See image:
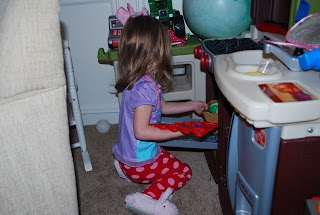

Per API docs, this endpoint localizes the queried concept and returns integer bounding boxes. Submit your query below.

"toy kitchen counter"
[215,49,320,129]
[202,38,320,215]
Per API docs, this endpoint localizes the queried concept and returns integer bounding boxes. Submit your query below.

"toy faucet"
[262,40,302,72]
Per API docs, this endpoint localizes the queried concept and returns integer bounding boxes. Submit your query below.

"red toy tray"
[150,121,219,137]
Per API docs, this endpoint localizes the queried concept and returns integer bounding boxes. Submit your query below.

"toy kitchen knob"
[194,46,204,59]
[201,55,211,68]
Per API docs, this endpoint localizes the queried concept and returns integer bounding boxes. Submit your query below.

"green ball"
[209,102,218,114]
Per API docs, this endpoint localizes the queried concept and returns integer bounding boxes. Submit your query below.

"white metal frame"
[63,40,93,172]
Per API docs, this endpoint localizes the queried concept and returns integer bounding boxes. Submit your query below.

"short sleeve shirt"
[113,76,162,167]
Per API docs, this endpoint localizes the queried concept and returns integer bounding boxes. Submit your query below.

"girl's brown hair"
[115,15,173,93]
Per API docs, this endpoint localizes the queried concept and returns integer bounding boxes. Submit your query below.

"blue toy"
[298,49,320,71]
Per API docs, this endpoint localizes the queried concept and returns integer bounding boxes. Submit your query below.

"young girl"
[113,15,208,215]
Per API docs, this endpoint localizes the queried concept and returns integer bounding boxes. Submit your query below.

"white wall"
[60,0,186,125]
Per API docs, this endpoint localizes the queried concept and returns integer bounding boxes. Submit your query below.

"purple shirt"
[113,76,162,167]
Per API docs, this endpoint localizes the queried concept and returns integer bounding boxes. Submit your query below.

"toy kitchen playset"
[194,14,320,215]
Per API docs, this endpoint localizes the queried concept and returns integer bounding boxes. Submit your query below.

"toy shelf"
[98,35,202,62]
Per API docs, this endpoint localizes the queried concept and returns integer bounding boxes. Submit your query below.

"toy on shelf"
[108,3,148,49]
[108,16,124,49]
[148,0,187,46]
[107,1,187,49]
[150,121,219,137]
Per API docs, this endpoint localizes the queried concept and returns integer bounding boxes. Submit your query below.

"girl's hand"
[162,99,209,115]
[193,101,209,115]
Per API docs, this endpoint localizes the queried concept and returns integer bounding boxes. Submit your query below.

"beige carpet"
[70,124,222,215]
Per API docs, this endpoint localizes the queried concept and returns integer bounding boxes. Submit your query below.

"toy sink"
[214,49,320,131]
[225,50,282,81]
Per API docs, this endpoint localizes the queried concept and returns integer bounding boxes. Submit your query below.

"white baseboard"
[82,111,119,125]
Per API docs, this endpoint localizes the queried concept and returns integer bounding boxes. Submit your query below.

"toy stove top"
[204,38,262,55]
[196,38,262,73]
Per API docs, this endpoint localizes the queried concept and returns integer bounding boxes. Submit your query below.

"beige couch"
[0,0,78,214]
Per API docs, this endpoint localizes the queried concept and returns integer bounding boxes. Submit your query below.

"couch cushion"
[0,0,65,98]
[0,86,78,214]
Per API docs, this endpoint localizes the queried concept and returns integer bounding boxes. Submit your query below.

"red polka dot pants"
[119,148,192,200]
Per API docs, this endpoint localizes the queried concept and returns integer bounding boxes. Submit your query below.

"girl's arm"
[133,104,184,141]
[162,99,208,115]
